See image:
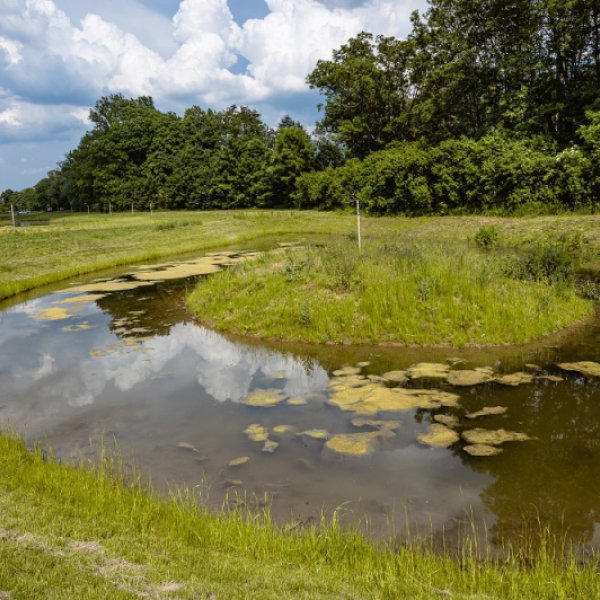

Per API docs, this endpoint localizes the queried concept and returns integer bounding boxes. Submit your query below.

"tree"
[307,32,415,158]
[269,126,315,206]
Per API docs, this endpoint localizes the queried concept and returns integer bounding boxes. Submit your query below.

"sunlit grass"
[187,238,592,346]
[1,430,599,599]
[3,211,600,305]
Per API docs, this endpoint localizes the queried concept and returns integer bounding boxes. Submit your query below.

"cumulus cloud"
[0,98,89,143]
[0,0,428,188]
[1,0,424,109]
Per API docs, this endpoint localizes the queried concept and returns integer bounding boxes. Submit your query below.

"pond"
[1,244,600,550]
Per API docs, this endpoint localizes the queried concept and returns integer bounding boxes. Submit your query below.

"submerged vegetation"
[187,235,592,346]
[2,430,600,599]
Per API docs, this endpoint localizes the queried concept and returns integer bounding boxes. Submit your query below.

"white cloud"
[33,353,56,381]
[0,0,429,188]
[0,36,22,65]
[0,105,21,126]
[1,0,424,109]
[0,99,88,143]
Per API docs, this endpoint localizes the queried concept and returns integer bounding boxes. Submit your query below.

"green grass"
[187,237,592,346]
[3,211,600,305]
[1,430,599,599]
[0,210,349,302]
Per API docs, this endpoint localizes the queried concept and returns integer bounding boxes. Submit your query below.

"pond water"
[1,245,600,550]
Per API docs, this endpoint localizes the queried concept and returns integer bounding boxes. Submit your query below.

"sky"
[0,0,428,191]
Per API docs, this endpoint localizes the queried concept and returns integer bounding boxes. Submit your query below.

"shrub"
[474,225,499,247]
[502,235,582,283]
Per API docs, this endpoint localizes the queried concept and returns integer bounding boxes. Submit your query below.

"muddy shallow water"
[1,246,600,549]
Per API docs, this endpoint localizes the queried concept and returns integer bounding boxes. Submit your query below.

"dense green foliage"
[2,0,600,215]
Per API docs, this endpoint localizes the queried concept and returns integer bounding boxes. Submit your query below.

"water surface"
[1,249,600,549]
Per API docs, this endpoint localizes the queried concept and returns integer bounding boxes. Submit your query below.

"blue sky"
[0,0,427,191]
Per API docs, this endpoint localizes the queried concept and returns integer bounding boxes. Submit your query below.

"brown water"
[1,249,600,550]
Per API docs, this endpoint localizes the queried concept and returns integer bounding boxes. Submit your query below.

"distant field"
[2,212,600,346]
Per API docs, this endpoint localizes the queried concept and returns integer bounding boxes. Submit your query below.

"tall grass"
[1,430,599,598]
[187,238,592,346]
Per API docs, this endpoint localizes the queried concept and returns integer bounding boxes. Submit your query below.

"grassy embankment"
[187,218,599,346]
[0,210,348,302]
[1,431,599,599]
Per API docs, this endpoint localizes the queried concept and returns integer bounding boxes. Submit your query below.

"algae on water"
[557,361,600,378]
[406,363,450,380]
[495,372,535,386]
[418,424,460,448]
[242,389,287,407]
[462,428,531,445]
[324,432,380,457]
[463,444,503,457]
[466,406,508,419]
[447,369,495,386]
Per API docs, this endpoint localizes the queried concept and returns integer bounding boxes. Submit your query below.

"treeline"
[3,0,600,215]
[1,97,328,213]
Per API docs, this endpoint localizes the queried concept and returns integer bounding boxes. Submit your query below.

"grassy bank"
[0,210,350,302]
[1,431,598,599]
[3,211,600,305]
[187,235,593,346]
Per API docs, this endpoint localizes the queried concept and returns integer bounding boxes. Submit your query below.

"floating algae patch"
[229,456,250,467]
[132,261,222,281]
[462,428,531,445]
[447,369,495,387]
[537,375,564,382]
[495,372,535,386]
[327,375,369,389]
[382,370,408,384]
[273,425,296,434]
[91,349,116,357]
[463,444,503,457]
[31,306,84,321]
[434,415,460,428]
[466,406,508,419]
[332,366,362,377]
[406,363,450,380]
[61,321,95,332]
[327,383,460,415]
[351,418,400,438]
[262,440,279,453]
[64,280,158,293]
[323,432,380,457]
[297,429,329,440]
[242,389,287,407]
[177,442,200,453]
[351,418,401,432]
[286,397,308,406]
[418,424,460,448]
[271,425,297,441]
[557,361,600,378]
[53,294,106,304]
[244,424,269,443]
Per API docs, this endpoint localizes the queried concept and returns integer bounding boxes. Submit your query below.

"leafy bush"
[474,226,499,247]
[502,235,585,283]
